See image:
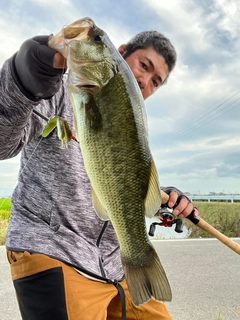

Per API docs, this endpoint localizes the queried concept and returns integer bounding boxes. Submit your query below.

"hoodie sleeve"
[0,58,43,160]
[0,34,67,160]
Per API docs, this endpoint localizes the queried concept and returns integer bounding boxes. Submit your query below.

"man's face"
[118,46,169,100]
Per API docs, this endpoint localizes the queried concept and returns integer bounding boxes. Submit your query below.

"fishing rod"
[32,111,240,255]
[157,190,240,255]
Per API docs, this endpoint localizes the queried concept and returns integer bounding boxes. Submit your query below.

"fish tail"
[122,248,172,306]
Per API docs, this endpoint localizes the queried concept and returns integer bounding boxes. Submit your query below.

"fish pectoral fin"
[144,158,162,218]
[91,186,109,221]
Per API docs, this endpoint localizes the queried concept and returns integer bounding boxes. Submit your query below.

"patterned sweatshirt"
[0,58,124,281]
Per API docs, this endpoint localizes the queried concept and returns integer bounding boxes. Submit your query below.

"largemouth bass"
[48,17,172,306]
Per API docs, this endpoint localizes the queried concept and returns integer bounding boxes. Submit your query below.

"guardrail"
[188,195,240,203]
[1,191,240,203]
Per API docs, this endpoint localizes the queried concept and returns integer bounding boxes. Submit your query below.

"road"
[157,239,240,320]
[1,239,240,320]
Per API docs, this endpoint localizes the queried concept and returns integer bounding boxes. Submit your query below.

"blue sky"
[1,0,240,196]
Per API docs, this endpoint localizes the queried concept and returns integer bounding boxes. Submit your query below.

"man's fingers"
[165,190,198,219]
[32,35,50,46]
[167,191,178,208]
[173,197,194,218]
[53,52,67,69]
[32,35,67,69]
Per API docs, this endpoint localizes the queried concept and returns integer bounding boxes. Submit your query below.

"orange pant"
[7,251,172,320]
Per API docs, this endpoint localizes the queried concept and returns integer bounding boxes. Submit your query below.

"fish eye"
[94,35,102,42]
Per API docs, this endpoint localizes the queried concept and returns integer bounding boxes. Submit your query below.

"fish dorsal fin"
[91,186,110,221]
[144,158,162,218]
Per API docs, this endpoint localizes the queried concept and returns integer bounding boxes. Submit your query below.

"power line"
[153,85,240,147]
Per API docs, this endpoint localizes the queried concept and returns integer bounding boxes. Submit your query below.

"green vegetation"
[184,201,240,238]
[1,199,240,245]
[213,312,221,320]
[0,198,11,245]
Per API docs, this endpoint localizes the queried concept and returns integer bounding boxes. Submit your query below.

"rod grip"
[160,190,240,255]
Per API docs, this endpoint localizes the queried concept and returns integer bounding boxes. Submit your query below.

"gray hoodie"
[0,59,124,281]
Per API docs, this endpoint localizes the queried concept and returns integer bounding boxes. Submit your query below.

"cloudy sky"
[0,0,240,197]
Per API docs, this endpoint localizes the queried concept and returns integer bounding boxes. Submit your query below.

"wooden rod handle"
[160,190,240,255]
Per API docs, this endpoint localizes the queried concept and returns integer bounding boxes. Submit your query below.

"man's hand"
[161,186,199,219]
[11,35,67,101]
[48,35,67,69]
[52,51,67,69]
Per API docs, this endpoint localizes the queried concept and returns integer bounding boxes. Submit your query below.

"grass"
[184,201,240,238]
[1,199,240,245]
[0,198,11,245]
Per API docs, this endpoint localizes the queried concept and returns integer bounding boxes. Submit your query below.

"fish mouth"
[69,72,100,90]
[71,58,102,65]
[77,84,98,89]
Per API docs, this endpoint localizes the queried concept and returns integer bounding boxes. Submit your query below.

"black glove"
[10,35,66,101]
[161,186,191,208]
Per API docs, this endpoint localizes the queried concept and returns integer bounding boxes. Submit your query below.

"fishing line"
[153,102,240,168]
[165,100,239,149]
[155,1,240,148]
[50,24,70,122]
[18,136,44,177]
[157,95,240,148]
[1,34,68,208]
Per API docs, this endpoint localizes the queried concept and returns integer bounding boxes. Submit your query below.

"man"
[0,26,197,320]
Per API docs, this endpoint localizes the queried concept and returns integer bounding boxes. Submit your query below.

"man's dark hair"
[123,30,177,84]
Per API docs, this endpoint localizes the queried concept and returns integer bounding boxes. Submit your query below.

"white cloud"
[214,0,239,39]
[1,0,240,195]
[32,0,72,5]
[139,0,212,52]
